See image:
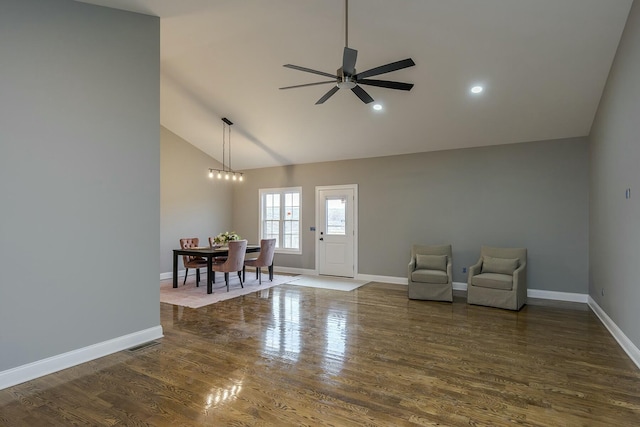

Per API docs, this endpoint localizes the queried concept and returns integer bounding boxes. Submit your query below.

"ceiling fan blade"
[315,86,340,104]
[343,47,358,76]
[355,58,416,80]
[280,81,336,90]
[351,85,374,104]
[358,79,414,91]
[283,64,336,79]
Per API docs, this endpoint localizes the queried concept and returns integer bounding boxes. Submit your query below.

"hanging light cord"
[222,121,226,172]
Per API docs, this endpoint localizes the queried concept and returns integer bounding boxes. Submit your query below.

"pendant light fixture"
[208,117,244,182]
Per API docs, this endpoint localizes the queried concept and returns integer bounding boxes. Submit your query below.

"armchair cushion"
[481,256,519,275]
[471,273,513,290]
[416,254,447,271]
[411,269,449,284]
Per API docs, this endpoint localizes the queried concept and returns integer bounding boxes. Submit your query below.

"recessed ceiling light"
[372,103,383,111]
[471,86,484,94]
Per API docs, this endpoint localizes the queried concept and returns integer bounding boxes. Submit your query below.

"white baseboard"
[453,281,467,291]
[161,269,213,281]
[160,270,177,280]
[0,325,163,391]
[527,289,588,303]
[356,273,408,285]
[588,297,640,370]
[273,266,317,276]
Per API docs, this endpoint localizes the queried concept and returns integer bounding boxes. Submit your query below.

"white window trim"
[259,186,302,255]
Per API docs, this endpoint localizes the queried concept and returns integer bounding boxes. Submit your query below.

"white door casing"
[316,185,357,277]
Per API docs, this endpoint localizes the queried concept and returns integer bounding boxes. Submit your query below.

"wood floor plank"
[1,281,639,425]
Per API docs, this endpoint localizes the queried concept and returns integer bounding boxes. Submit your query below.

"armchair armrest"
[467,258,483,286]
[512,262,527,290]
[408,257,416,279]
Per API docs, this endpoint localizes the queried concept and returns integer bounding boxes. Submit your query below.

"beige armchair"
[408,244,453,302]
[467,246,527,311]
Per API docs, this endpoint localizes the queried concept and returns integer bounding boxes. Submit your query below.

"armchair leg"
[242,266,246,282]
[196,269,200,287]
[224,272,229,292]
[238,271,244,288]
[183,268,188,285]
[258,268,262,284]
[269,264,274,281]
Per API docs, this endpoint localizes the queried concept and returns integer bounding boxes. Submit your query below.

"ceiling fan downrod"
[345,0,349,48]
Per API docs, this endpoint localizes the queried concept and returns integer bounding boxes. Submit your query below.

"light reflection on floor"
[324,309,347,375]
[204,382,243,410]
[263,288,301,361]
[260,287,351,376]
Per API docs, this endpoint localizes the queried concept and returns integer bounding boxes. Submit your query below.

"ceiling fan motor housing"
[337,67,357,89]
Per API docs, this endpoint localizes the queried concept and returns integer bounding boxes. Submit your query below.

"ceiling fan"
[279,0,416,105]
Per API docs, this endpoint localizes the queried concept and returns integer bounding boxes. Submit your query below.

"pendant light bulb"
[239,174,244,182]
[232,173,237,181]
[209,169,214,178]
[217,171,222,179]
[225,172,230,180]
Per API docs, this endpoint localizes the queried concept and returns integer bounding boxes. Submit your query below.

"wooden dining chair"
[212,240,247,292]
[243,238,276,284]
[179,238,208,287]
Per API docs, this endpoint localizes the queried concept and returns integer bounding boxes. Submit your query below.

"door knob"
[319,237,324,241]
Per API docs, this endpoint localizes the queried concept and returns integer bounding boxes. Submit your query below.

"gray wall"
[0,0,159,371]
[160,127,233,274]
[589,0,640,347]
[233,138,589,293]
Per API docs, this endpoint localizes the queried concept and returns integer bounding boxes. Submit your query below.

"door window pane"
[326,197,346,235]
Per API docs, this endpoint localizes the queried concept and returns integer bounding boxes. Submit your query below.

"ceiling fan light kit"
[280,0,415,105]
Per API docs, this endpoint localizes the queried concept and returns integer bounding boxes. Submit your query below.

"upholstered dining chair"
[408,244,453,302]
[179,238,208,287]
[243,238,276,284]
[212,239,247,292]
[207,236,229,283]
[208,236,229,252]
[467,246,527,311]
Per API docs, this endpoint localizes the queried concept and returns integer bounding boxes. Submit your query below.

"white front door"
[316,185,357,277]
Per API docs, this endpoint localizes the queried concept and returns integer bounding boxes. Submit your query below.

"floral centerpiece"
[213,231,241,246]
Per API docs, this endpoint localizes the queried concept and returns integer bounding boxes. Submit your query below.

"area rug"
[160,274,296,309]
[285,275,369,291]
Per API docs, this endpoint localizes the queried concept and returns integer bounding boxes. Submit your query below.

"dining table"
[173,244,261,294]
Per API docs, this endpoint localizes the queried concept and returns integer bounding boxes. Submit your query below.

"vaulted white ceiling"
[77,0,632,170]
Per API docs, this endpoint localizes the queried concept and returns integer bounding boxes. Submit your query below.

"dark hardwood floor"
[1,281,639,426]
